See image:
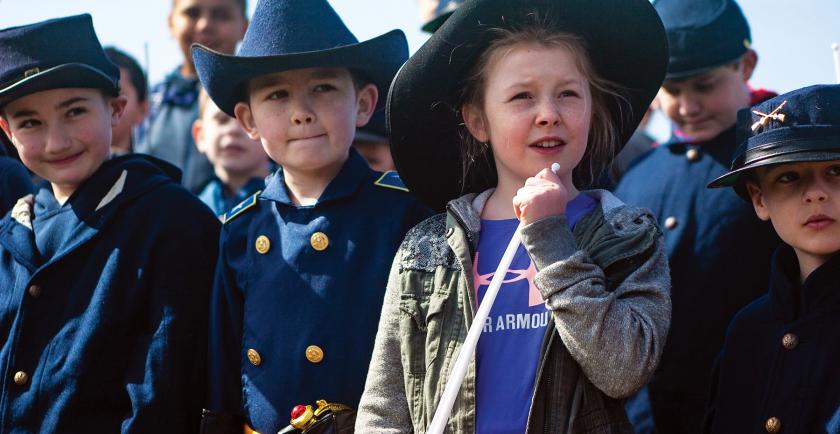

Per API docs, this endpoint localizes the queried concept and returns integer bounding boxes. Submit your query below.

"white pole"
[426,162,561,434]
[832,43,840,84]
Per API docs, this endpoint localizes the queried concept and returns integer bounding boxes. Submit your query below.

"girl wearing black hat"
[357,0,672,432]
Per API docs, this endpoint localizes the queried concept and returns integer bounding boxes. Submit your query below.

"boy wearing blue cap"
[705,84,840,434]
[0,14,220,432]
[192,0,431,432]
[614,0,780,432]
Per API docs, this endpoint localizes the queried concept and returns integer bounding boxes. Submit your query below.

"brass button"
[13,371,28,386]
[782,333,798,350]
[28,284,41,298]
[310,232,329,251]
[765,416,781,433]
[255,235,271,254]
[246,349,262,366]
[305,345,324,363]
[686,148,701,161]
[664,216,678,230]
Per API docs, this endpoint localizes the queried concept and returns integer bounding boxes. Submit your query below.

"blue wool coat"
[206,150,432,434]
[706,246,840,434]
[614,126,780,433]
[0,154,219,433]
[0,157,33,216]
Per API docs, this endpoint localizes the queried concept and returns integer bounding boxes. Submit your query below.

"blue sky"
[2,0,839,138]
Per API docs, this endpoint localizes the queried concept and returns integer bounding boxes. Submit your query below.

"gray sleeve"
[520,215,671,399]
[355,256,414,433]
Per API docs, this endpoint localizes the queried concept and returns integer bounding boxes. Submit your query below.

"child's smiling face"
[234,67,377,178]
[748,160,840,274]
[463,42,592,191]
[0,88,125,202]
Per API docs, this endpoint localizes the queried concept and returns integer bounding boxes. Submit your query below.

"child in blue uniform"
[136,0,248,192]
[613,0,781,431]
[193,90,269,216]
[0,15,220,433]
[705,84,840,434]
[356,0,672,432]
[192,0,431,432]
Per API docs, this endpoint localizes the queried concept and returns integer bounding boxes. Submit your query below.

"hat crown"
[654,0,751,78]
[736,85,840,153]
[239,0,359,58]
[0,14,116,87]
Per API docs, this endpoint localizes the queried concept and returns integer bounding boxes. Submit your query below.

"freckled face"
[234,67,377,176]
[464,43,592,191]
[749,160,840,265]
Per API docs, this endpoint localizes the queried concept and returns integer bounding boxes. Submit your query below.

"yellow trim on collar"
[222,190,261,224]
[374,171,409,192]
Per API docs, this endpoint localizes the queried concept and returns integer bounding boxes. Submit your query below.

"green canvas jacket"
[356,189,671,433]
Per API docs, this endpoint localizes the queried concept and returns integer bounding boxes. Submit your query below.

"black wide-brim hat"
[389,0,668,211]
[0,14,119,108]
[192,0,408,118]
[708,84,840,200]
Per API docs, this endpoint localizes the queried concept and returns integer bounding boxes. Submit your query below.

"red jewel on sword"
[426,162,562,434]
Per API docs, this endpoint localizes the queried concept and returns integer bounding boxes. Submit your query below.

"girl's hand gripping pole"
[426,162,561,434]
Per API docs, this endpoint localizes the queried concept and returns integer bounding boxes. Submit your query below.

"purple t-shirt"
[474,192,597,434]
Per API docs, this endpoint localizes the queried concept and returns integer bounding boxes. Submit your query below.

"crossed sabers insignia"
[751,100,788,132]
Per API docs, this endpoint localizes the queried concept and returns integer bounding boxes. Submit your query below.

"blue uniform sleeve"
[120,198,220,433]
[202,225,246,432]
[0,157,34,215]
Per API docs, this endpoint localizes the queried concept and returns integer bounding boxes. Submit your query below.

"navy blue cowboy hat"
[389,0,668,211]
[0,14,119,108]
[708,84,840,199]
[192,0,409,118]
[655,0,752,80]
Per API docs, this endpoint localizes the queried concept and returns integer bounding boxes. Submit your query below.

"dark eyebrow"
[9,109,38,119]
[56,97,88,109]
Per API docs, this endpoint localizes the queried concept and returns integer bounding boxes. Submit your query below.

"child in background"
[136,0,248,192]
[0,15,219,432]
[356,0,672,432]
[613,0,781,431]
[104,46,148,155]
[192,0,432,432]
[193,90,268,216]
[706,84,840,434]
[352,110,395,172]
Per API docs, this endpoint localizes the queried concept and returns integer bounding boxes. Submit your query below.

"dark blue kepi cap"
[708,84,840,199]
[0,14,119,108]
[655,0,751,79]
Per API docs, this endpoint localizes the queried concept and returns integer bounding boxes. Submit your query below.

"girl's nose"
[535,101,561,127]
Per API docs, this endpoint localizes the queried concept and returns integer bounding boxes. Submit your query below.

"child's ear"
[462,103,490,143]
[746,181,771,221]
[0,117,11,141]
[191,119,205,153]
[739,49,758,82]
[234,102,261,141]
[109,95,128,127]
[354,84,378,127]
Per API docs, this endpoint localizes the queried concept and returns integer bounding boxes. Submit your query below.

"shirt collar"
[261,148,370,207]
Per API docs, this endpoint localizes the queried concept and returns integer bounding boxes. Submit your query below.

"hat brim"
[665,52,747,81]
[192,30,408,117]
[388,0,668,211]
[0,63,118,108]
[708,148,840,200]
